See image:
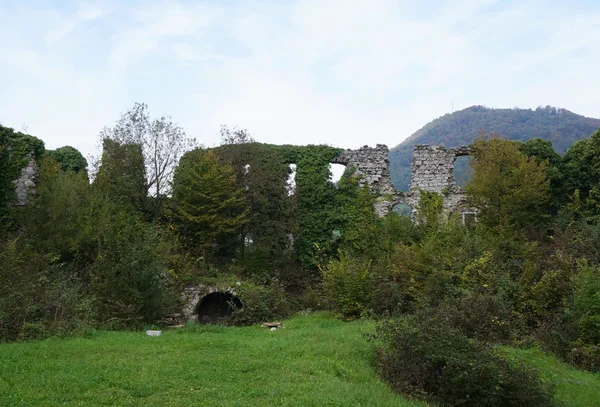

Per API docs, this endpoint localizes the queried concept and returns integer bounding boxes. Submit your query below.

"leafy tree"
[517,138,565,215]
[214,142,296,263]
[20,157,92,262]
[99,102,196,198]
[94,139,147,213]
[467,137,551,232]
[170,149,249,262]
[562,127,600,222]
[46,146,88,174]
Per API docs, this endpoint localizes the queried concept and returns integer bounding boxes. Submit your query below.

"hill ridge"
[389,105,600,190]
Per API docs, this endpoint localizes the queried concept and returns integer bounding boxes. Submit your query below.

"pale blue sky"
[1,0,598,158]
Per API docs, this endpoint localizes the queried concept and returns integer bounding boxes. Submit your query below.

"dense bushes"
[374,318,556,407]
[321,252,373,319]
[230,281,291,325]
[0,240,91,341]
[536,260,600,371]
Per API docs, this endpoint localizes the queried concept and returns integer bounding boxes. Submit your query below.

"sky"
[1,0,599,160]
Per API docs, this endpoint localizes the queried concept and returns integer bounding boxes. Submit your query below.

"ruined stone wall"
[404,145,472,217]
[332,144,401,216]
[12,156,38,206]
[409,145,458,192]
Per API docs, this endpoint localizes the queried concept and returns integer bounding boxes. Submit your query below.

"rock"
[146,330,162,336]
[261,322,283,328]
[270,327,277,331]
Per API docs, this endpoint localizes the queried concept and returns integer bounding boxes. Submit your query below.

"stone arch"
[195,291,242,323]
[181,285,241,323]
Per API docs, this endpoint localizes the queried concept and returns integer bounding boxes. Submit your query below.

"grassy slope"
[0,313,424,407]
[501,347,600,407]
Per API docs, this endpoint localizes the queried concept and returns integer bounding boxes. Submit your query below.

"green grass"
[501,346,600,407]
[2,313,599,406]
[0,313,425,407]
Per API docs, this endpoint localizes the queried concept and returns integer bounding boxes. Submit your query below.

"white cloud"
[0,0,598,159]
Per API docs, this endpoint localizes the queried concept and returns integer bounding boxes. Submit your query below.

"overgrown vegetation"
[2,107,600,405]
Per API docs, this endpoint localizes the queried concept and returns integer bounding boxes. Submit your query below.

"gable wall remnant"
[331,144,401,216]
[403,145,473,217]
[12,156,38,206]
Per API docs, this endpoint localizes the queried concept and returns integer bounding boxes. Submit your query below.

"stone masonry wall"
[331,144,401,216]
[404,145,472,217]
[13,156,38,206]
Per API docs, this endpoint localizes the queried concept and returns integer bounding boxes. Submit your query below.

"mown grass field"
[0,312,598,406]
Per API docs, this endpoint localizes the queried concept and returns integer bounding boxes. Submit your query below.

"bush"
[570,260,600,345]
[417,293,519,343]
[90,211,176,327]
[374,318,556,407]
[538,259,600,372]
[321,251,373,319]
[0,240,92,341]
[230,281,290,325]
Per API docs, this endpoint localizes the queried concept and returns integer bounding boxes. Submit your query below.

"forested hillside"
[390,106,600,190]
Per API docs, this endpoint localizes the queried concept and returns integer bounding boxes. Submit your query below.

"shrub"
[321,251,373,319]
[417,293,519,343]
[90,211,175,327]
[0,240,92,341]
[570,260,600,345]
[374,318,556,407]
[230,281,290,325]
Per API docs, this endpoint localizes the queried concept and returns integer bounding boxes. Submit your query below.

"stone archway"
[195,291,242,323]
[181,285,242,323]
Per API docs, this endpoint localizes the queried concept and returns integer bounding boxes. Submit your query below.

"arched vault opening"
[194,292,242,324]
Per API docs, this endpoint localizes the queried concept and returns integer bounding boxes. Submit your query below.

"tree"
[47,146,88,174]
[220,125,255,145]
[170,149,249,261]
[517,138,564,213]
[562,127,600,221]
[94,139,147,213]
[99,103,196,198]
[466,137,551,232]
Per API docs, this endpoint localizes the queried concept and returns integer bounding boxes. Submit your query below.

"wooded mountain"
[389,106,600,190]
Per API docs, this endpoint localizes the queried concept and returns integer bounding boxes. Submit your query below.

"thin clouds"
[0,0,598,158]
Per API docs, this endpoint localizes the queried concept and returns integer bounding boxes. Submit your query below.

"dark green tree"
[562,127,600,222]
[47,146,88,174]
[171,149,249,262]
[94,139,147,213]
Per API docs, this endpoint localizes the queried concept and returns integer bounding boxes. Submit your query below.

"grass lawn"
[1,312,599,406]
[0,313,424,407]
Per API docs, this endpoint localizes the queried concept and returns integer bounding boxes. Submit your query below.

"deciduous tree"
[467,137,550,232]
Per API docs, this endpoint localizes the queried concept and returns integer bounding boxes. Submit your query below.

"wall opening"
[194,292,242,324]
[329,163,346,185]
[286,164,297,195]
[393,203,412,217]
[453,156,473,188]
[462,211,476,226]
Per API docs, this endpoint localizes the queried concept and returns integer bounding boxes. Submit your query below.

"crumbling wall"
[12,156,38,206]
[332,144,401,216]
[404,145,472,217]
